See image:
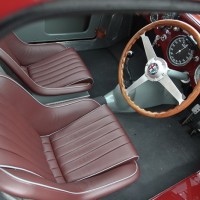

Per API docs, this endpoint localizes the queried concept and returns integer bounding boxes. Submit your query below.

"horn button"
[145,57,168,81]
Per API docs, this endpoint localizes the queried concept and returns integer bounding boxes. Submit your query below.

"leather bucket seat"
[0,33,93,95]
[0,74,139,200]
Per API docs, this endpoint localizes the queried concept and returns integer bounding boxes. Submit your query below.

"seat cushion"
[41,105,138,183]
[0,74,139,200]
[27,48,93,88]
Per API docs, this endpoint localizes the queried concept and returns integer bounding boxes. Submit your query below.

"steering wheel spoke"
[141,34,157,61]
[158,74,185,105]
[119,19,200,118]
[127,74,148,94]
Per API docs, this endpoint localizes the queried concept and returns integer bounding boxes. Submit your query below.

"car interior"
[0,1,200,200]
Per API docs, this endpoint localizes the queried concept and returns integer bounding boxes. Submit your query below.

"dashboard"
[143,13,200,87]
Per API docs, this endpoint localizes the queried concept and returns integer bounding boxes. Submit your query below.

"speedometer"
[167,35,194,67]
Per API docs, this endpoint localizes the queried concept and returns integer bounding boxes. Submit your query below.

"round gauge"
[168,35,194,67]
[194,64,200,84]
[150,13,159,22]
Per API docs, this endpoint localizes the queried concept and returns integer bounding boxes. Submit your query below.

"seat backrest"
[0,33,23,65]
[0,92,55,181]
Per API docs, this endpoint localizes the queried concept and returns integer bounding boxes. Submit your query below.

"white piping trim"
[0,49,92,90]
[66,77,93,86]
[76,156,139,182]
[0,165,42,178]
[0,161,138,195]
[46,94,90,106]
[0,74,100,108]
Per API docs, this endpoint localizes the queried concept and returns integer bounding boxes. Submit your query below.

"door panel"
[15,15,101,42]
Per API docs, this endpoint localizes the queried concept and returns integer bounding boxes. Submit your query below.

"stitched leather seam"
[30,56,80,75]
[0,74,100,108]
[54,121,118,151]
[52,114,113,143]
[28,51,75,69]
[44,105,105,137]
[42,138,66,183]
[64,142,130,175]
[57,127,121,159]
[76,156,138,182]
[36,69,86,86]
[0,161,138,194]
[0,68,91,93]
[60,134,124,167]
[30,60,81,78]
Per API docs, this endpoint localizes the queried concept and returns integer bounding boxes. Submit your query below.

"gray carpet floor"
[80,44,200,200]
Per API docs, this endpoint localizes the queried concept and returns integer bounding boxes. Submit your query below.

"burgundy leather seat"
[0,74,139,200]
[0,33,93,95]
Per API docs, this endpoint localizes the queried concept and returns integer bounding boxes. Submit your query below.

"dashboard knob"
[161,34,167,41]
[194,56,200,62]
[173,27,180,32]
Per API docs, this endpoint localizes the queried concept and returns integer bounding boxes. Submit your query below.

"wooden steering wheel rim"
[118,19,200,118]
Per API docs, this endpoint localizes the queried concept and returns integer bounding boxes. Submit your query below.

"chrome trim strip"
[0,161,138,195]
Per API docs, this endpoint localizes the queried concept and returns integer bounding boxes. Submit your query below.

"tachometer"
[168,35,194,67]
[194,64,200,84]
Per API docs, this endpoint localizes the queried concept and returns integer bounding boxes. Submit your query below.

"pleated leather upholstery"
[28,48,92,88]
[42,105,138,183]
[0,75,139,200]
[0,33,93,95]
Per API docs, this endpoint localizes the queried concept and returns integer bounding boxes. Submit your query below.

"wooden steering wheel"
[118,19,200,118]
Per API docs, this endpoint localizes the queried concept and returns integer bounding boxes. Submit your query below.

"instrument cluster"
[145,13,200,87]
[149,12,178,22]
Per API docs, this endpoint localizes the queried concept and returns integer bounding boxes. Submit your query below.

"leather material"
[0,75,99,135]
[0,160,139,200]
[28,48,93,88]
[0,33,66,66]
[0,96,55,181]
[0,74,139,200]
[0,33,93,95]
[42,105,138,183]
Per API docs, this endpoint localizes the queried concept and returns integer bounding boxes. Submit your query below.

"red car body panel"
[0,0,49,20]
[152,171,200,200]
[0,1,200,199]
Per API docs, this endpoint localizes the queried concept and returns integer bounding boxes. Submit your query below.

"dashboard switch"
[161,34,167,41]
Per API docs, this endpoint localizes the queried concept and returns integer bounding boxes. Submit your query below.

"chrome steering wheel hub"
[145,57,168,81]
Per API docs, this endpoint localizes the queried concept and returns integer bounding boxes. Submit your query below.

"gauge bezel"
[167,35,194,67]
[194,64,200,84]
[150,13,159,22]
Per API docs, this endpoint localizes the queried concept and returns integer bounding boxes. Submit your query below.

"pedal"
[181,104,200,125]
[189,129,200,136]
